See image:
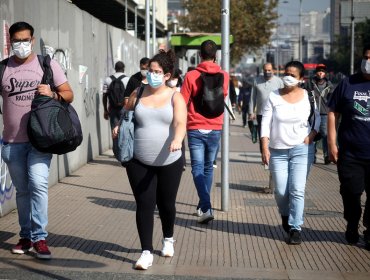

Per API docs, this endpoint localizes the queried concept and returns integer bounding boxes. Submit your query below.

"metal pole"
[145,0,150,57]
[221,0,230,212]
[152,0,156,55]
[299,0,302,61]
[135,7,138,38]
[350,0,355,75]
[125,0,128,30]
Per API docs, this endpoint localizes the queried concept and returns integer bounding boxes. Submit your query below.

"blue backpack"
[113,86,144,166]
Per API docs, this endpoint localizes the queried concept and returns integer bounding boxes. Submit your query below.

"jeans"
[316,114,328,158]
[187,130,221,212]
[337,154,370,231]
[1,142,52,242]
[269,143,314,231]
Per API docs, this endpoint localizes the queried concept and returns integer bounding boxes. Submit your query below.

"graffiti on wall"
[0,140,14,206]
[83,87,98,118]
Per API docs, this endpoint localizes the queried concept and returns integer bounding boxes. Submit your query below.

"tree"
[178,0,278,65]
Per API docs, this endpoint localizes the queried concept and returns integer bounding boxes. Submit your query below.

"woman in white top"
[260,61,320,245]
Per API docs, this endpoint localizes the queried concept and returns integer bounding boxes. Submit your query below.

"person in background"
[123,57,150,105]
[181,40,229,224]
[238,80,252,129]
[0,21,74,259]
[327,44,370,250]
[102,61,130,130]
[305,63,334,164]
[249,63,284,153]
[261,61,319,245]
[113,49,187,270]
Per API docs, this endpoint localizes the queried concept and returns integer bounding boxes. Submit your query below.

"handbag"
[113,86,144,166]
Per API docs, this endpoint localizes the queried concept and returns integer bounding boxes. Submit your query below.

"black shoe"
[345,229,359,244]
[324,156,331,165]
[281,216,290,233]
[288,229,302,245]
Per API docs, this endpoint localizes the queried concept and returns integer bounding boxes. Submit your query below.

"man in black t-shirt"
[327,44,370,250]
[123,57,149,105]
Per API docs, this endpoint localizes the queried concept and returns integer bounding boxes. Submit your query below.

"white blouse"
[261,90,320,149]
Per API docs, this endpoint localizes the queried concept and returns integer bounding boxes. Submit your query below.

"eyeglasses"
[11,38,32,47]
[148,69,163,75]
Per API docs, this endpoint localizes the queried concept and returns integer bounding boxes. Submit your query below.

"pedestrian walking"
[113,49,187,269]
[327,44,370,250]
[102,61,130,130]
[261,61,320,245]
[181,40,229,224]
[0,21,74,259]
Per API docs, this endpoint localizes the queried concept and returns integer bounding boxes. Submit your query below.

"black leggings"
[126,157,183,251]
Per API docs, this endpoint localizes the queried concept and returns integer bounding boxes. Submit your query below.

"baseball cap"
[316,64,326,72]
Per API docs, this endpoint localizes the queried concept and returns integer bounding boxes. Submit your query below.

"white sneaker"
[161,237,175,257]
[198,209,214,224]
[135,250,153,270]
[196,208,203,217]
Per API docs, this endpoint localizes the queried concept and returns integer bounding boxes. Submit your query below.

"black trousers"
[337,154,370,231]
[126,157,183,251]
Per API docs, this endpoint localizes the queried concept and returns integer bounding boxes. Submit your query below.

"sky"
[279,0,331,23]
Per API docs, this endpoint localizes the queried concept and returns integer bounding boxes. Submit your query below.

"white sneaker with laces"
[196,208,203,217]
[161,237,175,257]
[198,209,214,224]
[135,250,153,270]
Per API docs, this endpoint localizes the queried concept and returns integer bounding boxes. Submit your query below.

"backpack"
[108,75,126,108]
[112,86,144,166]
[308,90,322,142]
[194,72,225,118]
[26,55,83,154]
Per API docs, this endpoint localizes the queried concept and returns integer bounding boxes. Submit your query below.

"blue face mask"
[146,72,164,88]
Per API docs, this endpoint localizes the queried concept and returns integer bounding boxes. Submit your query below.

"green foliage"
[179,0,278,64]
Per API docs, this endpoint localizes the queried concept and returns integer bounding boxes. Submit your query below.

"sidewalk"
[0,116,370,280]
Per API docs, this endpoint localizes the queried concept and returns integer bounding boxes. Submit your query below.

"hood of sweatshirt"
[195,61,222,74]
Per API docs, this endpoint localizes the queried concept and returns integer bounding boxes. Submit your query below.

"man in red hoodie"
[181,40,229,224]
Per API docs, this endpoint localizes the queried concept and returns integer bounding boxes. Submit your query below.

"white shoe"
[198,209,214,224]
[161,237,175,257]
[196,208,203,217]
[135,250,153,270]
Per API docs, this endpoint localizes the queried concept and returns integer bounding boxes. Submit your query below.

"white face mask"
[282,75,300,87]
[140,69,148,77]
[12,41,32,59]
[167,79,178,88]
[361,59,370,74]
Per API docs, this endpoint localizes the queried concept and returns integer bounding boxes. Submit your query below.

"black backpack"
[194,72,225,118]
[308,90,322,142]
[25,55,83,154]
[108,75,126,108]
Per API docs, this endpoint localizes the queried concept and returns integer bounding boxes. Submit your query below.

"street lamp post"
[299,0,302,62]
[172,19,178,34]
[152,0,157,55]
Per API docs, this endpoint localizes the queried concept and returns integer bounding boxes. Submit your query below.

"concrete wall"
[0,0,146,216]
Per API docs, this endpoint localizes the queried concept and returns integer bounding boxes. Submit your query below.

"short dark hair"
[363,44,370,55]
[200,40,217,61]
[149,49,176,77]
[139,57,150,66]
[284,61,305,78]
[115,61,125,72]
[9,21,34,38]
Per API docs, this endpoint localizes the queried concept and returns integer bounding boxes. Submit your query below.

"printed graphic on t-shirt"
[353,90,370,120]
[3,69,41,107]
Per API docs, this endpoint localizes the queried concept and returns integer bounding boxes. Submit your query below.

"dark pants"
[337,154,370,232]
[257,114,263,153]
[126,157,183,251]
[109,107,123,130]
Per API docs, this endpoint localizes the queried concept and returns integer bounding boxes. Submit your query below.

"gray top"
[134,93,181,166]
[248,75,284,115]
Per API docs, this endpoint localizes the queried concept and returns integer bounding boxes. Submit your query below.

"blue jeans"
[187,130,221,212]
[269,143,314,231]
[1,142,52,242]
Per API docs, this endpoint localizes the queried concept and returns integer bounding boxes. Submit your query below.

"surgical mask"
[282,75,300,87]
[361,59,370,74]
[167,79,178,88]
[146,72,164,88]
[263,72,272,79]
[140,69,148,77]
[12,41,32,59]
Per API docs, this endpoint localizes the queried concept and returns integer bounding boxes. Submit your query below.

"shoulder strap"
[117,75,125,81]
[110,75,116,81]
[134,85,145,109]
[307,90,315,129]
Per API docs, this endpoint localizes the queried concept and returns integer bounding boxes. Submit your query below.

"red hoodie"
[181,61,229,130]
